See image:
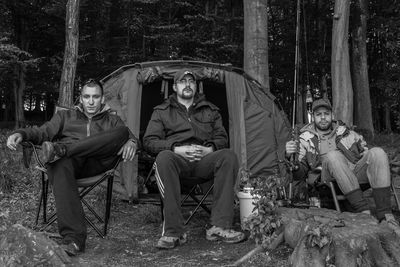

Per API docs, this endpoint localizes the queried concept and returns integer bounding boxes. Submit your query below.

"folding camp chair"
[22,141,121,238]
[290,176,400,213]
[145,163,214,225]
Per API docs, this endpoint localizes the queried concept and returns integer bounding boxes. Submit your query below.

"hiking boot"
[382,214,400,236]
[156,233,187,249]
[206,226,246,244]
[59,239,84,257]
[40,141,66,164]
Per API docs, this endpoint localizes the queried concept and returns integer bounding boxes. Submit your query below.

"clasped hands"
[174,144,213,162]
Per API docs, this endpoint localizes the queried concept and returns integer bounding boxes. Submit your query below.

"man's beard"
[315,120,332,131]
[180,87,194,99]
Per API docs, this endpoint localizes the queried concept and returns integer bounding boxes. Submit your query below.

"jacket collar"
[300,121,342,139]
[75,103,111,118]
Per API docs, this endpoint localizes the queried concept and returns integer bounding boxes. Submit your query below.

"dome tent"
[101,60,291,201]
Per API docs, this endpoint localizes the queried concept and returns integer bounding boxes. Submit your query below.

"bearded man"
[286,98,400,234]
[143,69,245,249]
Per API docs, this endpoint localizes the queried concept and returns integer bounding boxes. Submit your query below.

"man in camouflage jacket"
[286,98,399,233]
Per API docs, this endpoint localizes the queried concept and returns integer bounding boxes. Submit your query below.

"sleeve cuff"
[171,142,182,151]
[204,142,216,152]
[13,130,27,141]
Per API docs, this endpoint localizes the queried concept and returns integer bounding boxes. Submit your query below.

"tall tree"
[58,0,80,107]
[332,0,353,125]
[7,1,32,128]
[351,0,374,137]
[243,0,269,89]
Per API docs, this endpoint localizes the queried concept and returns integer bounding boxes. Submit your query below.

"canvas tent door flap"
[101,60,291,201]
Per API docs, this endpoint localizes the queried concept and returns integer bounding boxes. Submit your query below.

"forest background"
[0,0,399,134]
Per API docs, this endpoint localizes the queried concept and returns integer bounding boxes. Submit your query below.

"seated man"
[286,98,400,233]
[143,69,245,249]
[6,79,138,256]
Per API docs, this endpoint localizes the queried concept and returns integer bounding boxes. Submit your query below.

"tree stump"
[0,224,77,266]
[278,207,400,267]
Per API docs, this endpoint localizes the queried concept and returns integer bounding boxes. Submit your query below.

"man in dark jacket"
[143,69,245,249]
[286,98,400,234]
[6,79,138,256]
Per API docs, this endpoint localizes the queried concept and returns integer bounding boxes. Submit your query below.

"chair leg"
[329,182,341,212]
[39,213,57,232]
[188,193,211,214]
[391,182,400,211]
[181,185,198,206]
[85,216,105,239]
[103,176,114,236]
[35,174,49,226]
[43,178,49,223]
[159,196,164,222]
[184,184,214,225]
[35,193,43,226]
[82,198,104,223]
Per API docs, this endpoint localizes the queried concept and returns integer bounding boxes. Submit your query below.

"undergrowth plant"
[242,171,284,247]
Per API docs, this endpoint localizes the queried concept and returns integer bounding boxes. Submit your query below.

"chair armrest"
[21,142,45,169]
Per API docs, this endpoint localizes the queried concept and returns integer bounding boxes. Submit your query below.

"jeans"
[321,147,391,194]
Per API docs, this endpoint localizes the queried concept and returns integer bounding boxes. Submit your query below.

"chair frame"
[290,178,400,213]
[145,164,213,225]
[22,141,121,238]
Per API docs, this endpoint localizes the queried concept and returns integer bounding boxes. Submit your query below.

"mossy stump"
[278,207,400,267]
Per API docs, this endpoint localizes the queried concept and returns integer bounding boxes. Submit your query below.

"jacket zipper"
[187,107,191,122]
[87,118,91,136]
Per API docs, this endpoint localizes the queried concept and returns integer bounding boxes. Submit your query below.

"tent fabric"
[224,71,248,170]
[101,60,292,201]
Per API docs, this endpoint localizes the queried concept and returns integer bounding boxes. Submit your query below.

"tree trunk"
[321,74,328,99]
[12,64,26,128]
[8,2,30,128]
[279,207,400,267]
[58,0,80,108]
[331,0,353,125]
[384,105,392,133]
[243,0,270,90]
[351,0,374,138]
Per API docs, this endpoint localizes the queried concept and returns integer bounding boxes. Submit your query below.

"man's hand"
[118,140,137,162]
[7,133,23,151]
[191,145,213,160]
[285,140,299,159]
[173,144,213,162]
[173,145,196,161]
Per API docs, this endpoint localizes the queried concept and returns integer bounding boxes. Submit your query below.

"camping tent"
[101,60,291,201]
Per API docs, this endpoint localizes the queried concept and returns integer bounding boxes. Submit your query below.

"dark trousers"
[47,126,129,247]
[154,149,239,237]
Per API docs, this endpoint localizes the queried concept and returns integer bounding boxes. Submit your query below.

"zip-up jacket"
[15,104,137,145]
[143,94,228,155]
[293,121,368,180]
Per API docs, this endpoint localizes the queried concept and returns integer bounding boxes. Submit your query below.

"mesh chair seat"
[77,171,114,187]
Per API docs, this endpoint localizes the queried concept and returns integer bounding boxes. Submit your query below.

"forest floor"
[0,190,293,266]
[0,130,399,266]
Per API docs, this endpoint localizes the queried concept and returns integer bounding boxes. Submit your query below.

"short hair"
[82,78,104,95]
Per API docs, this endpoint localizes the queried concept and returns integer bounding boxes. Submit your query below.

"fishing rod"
[290,0,301,171]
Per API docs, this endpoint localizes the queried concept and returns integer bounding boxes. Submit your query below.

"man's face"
[80,85,104,117]
[313,107,333,131]
[173,74,197,100]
